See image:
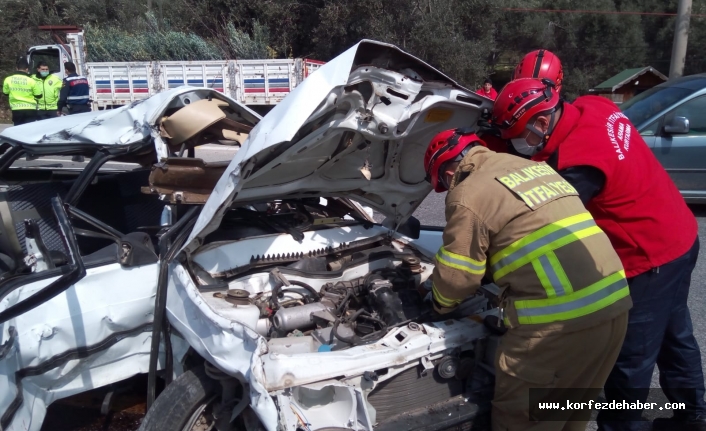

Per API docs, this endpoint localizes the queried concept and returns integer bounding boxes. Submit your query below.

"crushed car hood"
[0,87,261,157]
[183,40,492,253]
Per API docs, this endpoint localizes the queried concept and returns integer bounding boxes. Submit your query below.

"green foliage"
[1,0,706,99]
[494,0,651,99]
[87,23,223,62]
[223,21,275,59]
[311,0,499,87]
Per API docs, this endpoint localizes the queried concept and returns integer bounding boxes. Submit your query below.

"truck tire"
[138,365,219,431]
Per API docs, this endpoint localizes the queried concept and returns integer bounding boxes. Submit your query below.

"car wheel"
[139,365,219,431]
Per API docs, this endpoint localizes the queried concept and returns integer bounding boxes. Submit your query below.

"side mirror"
[664,116,690,135]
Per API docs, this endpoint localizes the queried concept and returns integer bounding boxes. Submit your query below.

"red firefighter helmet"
[424,128,484,192]
[513,49,564,91]
[490,78,561,140]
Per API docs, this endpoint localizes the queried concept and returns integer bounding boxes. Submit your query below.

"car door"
[0,199,177,431]
[651,95,706,201]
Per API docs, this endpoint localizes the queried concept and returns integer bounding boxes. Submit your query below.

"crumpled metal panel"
[181,40,491,254]
[192,224,389,275]
[0,263,162,431]
[168,224,494,429]
[0,87,261,161]
[260,319,487,391]
[166,262,279,430]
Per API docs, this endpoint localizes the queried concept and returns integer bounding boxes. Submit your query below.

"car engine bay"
[188,210,499,429]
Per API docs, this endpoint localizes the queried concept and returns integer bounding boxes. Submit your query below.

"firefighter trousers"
[492,312,629,431]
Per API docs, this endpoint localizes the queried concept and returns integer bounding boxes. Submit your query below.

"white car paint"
[182,39,491,253]
[0,87,261,161]
[0,88,260,431]
[166,40,492,430]
[1,39,487,431]
[0,263,190,431]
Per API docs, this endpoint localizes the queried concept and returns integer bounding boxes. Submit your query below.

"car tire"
[138,365,219,431]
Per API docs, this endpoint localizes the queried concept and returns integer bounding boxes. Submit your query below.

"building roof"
[593,67,668,92]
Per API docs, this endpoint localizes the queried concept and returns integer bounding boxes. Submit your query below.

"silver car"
[620,74,706,203]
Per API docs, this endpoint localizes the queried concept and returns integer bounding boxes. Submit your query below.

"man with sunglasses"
[424,127,631,431]
[490,78,704,431]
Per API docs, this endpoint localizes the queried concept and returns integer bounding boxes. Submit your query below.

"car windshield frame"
[621,85,698,128]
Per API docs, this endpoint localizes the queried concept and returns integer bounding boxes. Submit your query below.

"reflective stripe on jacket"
[431,146,632,333]
[2,72,42,110]
[33,74,62,110]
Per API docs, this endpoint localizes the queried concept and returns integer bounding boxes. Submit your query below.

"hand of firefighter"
[432,299,458,316]
[418,278,458,317]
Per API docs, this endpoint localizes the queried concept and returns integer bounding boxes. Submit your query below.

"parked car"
[620,73,706,203]
[0,40,501,431]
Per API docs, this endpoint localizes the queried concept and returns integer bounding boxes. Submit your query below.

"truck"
[27,26,324,112]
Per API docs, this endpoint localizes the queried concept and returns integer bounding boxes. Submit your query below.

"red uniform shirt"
[476,87,498,100]
[533,96,697,278]
[480,133,510,153]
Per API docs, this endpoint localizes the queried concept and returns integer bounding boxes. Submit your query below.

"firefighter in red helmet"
[475,49,566,155]
[424,127,630,431]
[513,49,564,93]
[491,78,705,431]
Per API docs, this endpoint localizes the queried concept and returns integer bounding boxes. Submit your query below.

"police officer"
[491,78,705,431]
[58,61,91,115]
[2,58,42,126]
[424,128,631,431]
[33,62,62,120]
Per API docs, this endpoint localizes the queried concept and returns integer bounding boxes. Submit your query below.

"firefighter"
[424,128,631,431]
[33,62,62,120]
[58,61,91,115]
[490,78,705,431]
[512,49,564,93]
[478,49,565,155]
[2,58,42,126]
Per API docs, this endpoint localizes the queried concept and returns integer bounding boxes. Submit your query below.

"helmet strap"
[525,108,558,150]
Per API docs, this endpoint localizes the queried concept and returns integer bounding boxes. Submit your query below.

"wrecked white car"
[0,86,262,431]
[0,39,501,431]
[138,40,501,431]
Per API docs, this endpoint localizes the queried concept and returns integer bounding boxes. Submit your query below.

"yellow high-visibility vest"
[3,73,42,110]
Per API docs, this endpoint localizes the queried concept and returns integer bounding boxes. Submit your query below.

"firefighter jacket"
[2,72,42,110]
[532,96,698,278]
[33,73,62,111]
[58,73,90,109]
[431,146,632,334]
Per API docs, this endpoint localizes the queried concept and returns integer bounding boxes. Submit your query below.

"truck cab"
[26,29,85,79]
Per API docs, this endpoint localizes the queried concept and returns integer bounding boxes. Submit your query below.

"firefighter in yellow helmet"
[423,128,631,431]
[3,58,42,126]
[33,62,62,120]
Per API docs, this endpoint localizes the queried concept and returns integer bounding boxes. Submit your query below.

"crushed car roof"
[0,87,261,155]
[182,39,493,252]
